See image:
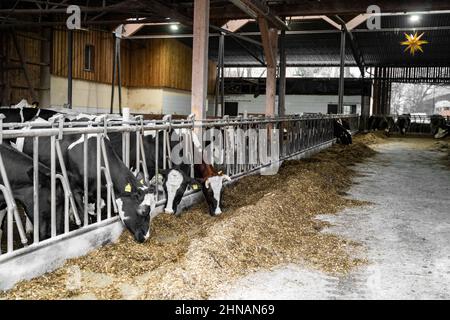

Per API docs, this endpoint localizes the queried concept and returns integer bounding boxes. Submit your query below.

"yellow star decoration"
[401,32,428,56]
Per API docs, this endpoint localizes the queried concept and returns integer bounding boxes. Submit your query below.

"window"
[84,44,94,71]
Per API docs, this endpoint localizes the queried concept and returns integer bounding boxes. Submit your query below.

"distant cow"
[368,115,395,136]
[333,119,352,145]
[396,114,411,135]
[430,115,450,139]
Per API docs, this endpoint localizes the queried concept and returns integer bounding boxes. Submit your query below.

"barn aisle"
[213,138,450,299]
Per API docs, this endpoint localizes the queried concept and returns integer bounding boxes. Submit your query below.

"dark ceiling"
[2,1,450,67]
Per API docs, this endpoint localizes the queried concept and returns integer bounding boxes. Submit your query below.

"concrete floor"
[212,138,450,300]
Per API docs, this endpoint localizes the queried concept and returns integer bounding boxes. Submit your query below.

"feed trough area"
[1,0,450,303]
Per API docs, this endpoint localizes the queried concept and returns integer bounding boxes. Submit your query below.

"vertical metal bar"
[122,133,126,163]
[7,206,13,253]
[83,133,89,227]
[110,35,117,114]
[220,34,225,117]
[138,133,149,183]
[125,132,130,168]
[96,134,101,222]
[33,136,39,243]
[135,131,140,173]
[117,37,122,115]
[50,135,56,237]
[100,139,118,214]
[64,193,69,234]
[106,176,111,219]
[56,139,80,225]
[155,130,159,202]
[163,129,167,170]
[67,30,73,109]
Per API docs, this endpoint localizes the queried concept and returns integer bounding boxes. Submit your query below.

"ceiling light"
[170,24,179,31]
[410,15,421,23]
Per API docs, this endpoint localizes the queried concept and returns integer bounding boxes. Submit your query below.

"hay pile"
[354,132,388,145]
[1,141,376,300]
[431,139,450,169]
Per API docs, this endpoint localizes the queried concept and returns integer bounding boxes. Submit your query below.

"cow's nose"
[214,208,222,215]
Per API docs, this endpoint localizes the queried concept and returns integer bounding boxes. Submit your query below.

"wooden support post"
[191,0,210,121]
[258,17,278,117]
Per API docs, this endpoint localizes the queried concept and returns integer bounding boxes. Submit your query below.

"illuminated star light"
[401,32,428,56]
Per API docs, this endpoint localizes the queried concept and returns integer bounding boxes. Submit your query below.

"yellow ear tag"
[140,179,144,185]
[125,183,132,193]
[192,184,199,190]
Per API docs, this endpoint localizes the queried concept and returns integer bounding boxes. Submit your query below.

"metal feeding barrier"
[0,112,359,258]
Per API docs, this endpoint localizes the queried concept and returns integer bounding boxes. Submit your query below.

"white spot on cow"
[402,128,406,134]
[25,217,33,234]
[205,176,224,215]
[164,169,184,214]
[31,117,48,124]
[143,130,156,138]
[87,203,96,216]
[144,229,150,241]
[75,113,97,121]
[68,134,97,150]
[115,198,129,222]
[141,193,155,207]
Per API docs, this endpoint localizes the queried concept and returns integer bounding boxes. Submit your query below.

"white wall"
[224,94,362,115]
[50,76,127,114]
[128,88,163,114]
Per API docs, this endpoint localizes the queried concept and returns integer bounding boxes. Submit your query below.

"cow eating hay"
[0,136,377,300]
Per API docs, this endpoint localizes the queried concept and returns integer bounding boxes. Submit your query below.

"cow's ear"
[135,171,146,186]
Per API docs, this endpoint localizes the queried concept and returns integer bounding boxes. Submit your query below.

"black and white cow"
[333,119,352,145]
[22,126,155,243]
[430,115,450,139]
[0,144,66,249]
[0,107,60,123]
[396,114,411,135]
[162,128,231,216]
[107,126,231,217]
[368,115,395,136]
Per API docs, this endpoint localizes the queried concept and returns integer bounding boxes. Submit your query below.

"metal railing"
[0,112,359,258]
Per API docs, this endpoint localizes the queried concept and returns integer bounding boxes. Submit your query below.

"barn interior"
[2,0,450,118]
[0,0,449,300]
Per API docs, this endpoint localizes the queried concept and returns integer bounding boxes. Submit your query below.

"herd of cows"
[368,114,450,138]
[0,107,349,249]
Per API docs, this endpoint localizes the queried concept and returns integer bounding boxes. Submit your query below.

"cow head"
[202,172,232,216]
[115,172,156,243]
[163,168,195,215]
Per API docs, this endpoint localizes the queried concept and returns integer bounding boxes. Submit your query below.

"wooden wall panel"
[52,28,130,86]
[0,31,43,105]
[39,29,217,97]
[128,38,216,94]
